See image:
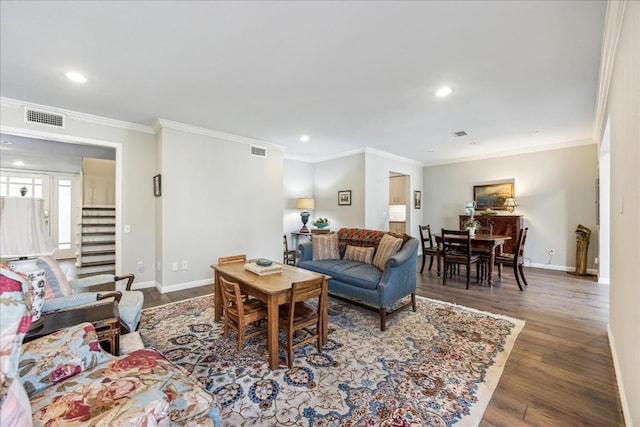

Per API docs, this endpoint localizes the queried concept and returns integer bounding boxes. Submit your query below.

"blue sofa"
[297,228,419,331]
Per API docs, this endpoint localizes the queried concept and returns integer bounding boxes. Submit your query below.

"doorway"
[0,130,122,272]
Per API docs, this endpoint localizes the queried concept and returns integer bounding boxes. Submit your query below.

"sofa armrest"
[19,322,114,396]
[299,241,313,262]
[69,273,135,291]
[41,292,111,313]
[377,238,419,306]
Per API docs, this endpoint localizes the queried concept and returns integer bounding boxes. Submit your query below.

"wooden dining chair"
[495,227,529,291]
[473,223,494,282]
[283,235,297,266]
[418,225,440,274]
[218,276,268,350]
[218,255,252,301]
[278,277,324,368]
[441,229,481,289]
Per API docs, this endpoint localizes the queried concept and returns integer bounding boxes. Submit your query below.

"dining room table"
[211,259,330,370]
[433,232,511,286]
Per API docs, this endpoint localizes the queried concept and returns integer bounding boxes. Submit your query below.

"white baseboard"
[528,263,599,276]
[607,324,632,427]
[129,280,156,290]
[158,278,213,294]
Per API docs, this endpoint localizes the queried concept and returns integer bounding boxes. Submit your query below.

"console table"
[24,302,121,355]
[459,215,523,254]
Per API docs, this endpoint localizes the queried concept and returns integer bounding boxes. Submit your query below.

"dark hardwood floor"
[139,261,624,426]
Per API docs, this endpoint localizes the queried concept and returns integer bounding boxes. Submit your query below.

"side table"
[24,302,121,355]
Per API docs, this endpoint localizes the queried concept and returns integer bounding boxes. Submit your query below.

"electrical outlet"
[549,248,555,256]
[595,257,599,265]
[136,261,144,272]
[181,260,188,270]
[171,262,178,272]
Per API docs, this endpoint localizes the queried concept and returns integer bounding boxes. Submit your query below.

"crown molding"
[421,139,596,167]
[364,146,425,167]
[154,118,286,151]
[593,0,627,143]
[1,97,155,134]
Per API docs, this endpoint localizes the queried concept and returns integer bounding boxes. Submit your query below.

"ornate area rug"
[139,295,524,427]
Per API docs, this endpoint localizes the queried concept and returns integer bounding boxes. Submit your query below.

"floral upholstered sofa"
[0,265,221,426]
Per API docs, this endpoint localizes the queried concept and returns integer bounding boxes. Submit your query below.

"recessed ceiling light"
[13,160,24,166]
[435,87,452,97]
[65,71,87,83]
[299,134,310,143]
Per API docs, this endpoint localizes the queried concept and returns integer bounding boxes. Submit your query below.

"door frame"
[0,125,123,274]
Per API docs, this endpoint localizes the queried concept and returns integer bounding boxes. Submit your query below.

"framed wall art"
[414,190,422,209]
[338,190,351,206]
[473,182,514,210]
[153,174,162,197]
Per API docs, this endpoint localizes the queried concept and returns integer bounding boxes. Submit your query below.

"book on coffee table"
[244,262,282,276]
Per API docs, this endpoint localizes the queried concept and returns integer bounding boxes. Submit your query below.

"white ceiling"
[0,1,606,165]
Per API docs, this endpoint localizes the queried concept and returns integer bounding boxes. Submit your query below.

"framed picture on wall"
[414,190,422,209]
[153,174,161,197]
[473,182,514,210]
[338,190,351,206]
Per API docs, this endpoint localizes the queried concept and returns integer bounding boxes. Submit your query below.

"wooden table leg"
[267,297,279,370]
[320,277,328,346]
[214,270,222,321]
[487,246,496,286]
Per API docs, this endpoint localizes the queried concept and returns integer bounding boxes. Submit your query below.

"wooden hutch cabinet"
[459,215,523,254]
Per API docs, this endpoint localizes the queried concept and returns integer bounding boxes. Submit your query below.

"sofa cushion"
[36,256,72,298]
[344,245,375,264]
[312,233,340,260]
[372,234,403,271]
[29,348,218,425]
[297,259,382,290]
[1,380,33,427]
[20,323,113,397]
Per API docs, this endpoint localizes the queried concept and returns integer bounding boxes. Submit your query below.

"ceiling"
[0,1,606,166]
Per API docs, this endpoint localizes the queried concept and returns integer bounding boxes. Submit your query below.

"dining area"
[419,217,529,291]
[210,255,330,370]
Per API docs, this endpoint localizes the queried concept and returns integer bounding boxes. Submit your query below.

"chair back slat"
[218,254,247,265]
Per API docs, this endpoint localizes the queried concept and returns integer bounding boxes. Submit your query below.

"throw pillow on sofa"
[344,245,375,264]
[312,234,340,260]
[372,234,403,271]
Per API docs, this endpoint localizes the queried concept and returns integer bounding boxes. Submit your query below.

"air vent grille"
[250,145,267,158]
[25,109,65,128]
[452,130,468,137]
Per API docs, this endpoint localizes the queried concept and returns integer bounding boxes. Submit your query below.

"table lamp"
[504,197,518,214]
[296,198,315,233]
[0,196,55,328]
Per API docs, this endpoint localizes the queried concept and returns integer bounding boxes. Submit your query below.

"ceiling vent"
[452,130,468,137]
[25,108,65,128]
[250,145,267,158]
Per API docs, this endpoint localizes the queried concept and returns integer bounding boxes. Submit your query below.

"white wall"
[364,148,424,236]
[157,125,284,291]
[423,144,598,269]
[605,1,640,424]
[283,158,314,236]
[313,153,366,229]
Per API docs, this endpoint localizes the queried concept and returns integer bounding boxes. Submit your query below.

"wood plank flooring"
[140,262,625,426]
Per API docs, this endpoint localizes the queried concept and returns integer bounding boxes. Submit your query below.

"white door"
[0,171,77,259]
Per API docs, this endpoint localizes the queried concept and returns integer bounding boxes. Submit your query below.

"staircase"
[76,206,116,276]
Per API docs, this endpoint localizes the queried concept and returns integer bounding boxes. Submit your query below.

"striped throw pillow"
[344,245,375,264]
[372,234,403,271]
[36,256,72,298]
[312,234,340,260]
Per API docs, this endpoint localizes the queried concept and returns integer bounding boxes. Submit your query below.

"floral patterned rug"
[139,295,524,427]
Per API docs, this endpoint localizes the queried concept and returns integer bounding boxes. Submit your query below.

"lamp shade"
[503,198,518,207]
[296,198,315,210]
[0,197,54,258]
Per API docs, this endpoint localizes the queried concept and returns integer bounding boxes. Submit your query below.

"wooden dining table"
[433,233,511,286]
[211,260,330,370]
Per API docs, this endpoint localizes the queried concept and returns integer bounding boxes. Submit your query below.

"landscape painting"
[473,182,514,210]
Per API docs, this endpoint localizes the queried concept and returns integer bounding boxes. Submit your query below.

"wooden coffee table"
[211,260,330,370]
[24,302,121,355]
